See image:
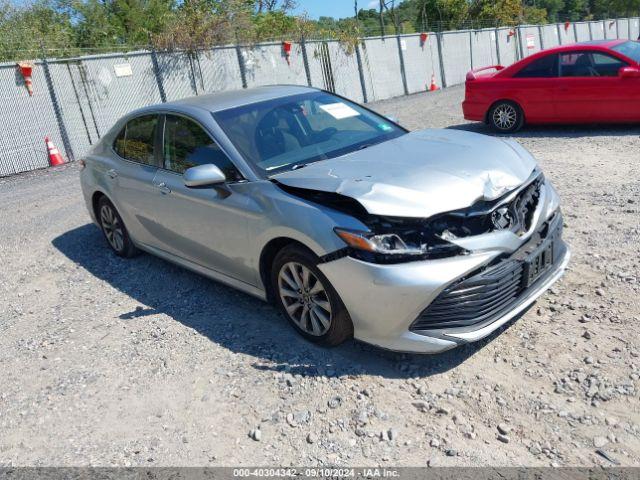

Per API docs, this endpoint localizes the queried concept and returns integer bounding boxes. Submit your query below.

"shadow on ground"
[448,121,640,138]
[52,223,526,380]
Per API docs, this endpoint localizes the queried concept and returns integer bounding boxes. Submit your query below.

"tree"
[414,0,471,30]
[0,0,74,57]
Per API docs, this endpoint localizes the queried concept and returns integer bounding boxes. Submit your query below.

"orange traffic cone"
[46,137,65,166]
[429,74,439,92]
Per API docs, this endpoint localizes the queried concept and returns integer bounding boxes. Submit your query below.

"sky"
[293,0,398,20]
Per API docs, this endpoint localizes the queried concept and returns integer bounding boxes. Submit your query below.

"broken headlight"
[334,226,466,264]
[334,229,427,255]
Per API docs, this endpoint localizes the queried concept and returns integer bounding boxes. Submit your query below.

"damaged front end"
[275,171,546,265]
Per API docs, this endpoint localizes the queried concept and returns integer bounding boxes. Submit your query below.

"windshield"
[212,91,406,175]
[611,41,640,63]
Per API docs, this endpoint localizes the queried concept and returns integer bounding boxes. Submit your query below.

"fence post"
[66,62,93,147]
[395,35,409,96]
[77,63,101,140]
[588,21,593,40]
[41,53,74,162]
[538,25,545,50]
[436,32,447,88]
[150,48,167,103]
[517,27,524,59]
[557,23,563,45]
[235,44,248,89]
[187,52,199,95]
[300,36,313,87]
[573,23,578,42]
[494,29,501,65]
[469,31,474,69]
[354,40,369,103]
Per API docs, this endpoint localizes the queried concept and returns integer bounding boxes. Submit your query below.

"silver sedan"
[80,85,570,353]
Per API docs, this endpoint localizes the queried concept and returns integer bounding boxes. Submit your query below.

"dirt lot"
[1,85,639,467]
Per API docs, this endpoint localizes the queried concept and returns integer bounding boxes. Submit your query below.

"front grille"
[410,212,563,332]
[412,260,525,330]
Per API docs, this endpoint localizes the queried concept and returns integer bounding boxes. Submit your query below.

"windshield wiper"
[357,143,374,150]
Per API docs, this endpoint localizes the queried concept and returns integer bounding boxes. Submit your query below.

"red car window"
[592,53,628,76]
[514,54,559,78]
[560,51,628,77]
[560,52,596,77]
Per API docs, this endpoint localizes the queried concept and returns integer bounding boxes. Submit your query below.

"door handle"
[154,181,171,194]
[106,169,118,179]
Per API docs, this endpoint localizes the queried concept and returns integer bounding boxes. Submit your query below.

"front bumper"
[318,213,569,354]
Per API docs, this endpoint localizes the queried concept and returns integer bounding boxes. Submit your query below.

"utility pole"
[379,0,386,36]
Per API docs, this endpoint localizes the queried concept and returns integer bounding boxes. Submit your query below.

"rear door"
[510,53,559,122]
[108,114,162,247]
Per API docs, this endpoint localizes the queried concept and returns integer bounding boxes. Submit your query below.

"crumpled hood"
[273,128,537,218]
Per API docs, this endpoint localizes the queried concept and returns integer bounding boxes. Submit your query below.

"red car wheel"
[488,101,524,133]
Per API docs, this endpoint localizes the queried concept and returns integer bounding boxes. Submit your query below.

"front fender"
[246,181,367,286]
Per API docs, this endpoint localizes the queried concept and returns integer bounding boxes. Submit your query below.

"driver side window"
[162,115,242,181]
[559,51,626,77]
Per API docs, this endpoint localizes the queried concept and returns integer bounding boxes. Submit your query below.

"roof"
[497,39,630,75]
[542,39,627,52]
[164,84,318,113]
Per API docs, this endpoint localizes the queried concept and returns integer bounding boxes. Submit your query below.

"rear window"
[611,41,640,63]
[514,54,558,78]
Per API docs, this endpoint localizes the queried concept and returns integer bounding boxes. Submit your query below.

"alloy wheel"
[277,262,332,336]
[492,104,518,130]
[100,204,125,252]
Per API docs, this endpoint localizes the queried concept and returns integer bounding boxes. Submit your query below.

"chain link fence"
[1,17,639,177]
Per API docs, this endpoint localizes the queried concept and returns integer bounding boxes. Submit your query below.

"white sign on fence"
[114,63,133,77]
[526,34,536,49]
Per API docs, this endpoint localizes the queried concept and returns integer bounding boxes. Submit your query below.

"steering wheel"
[312,127,338,143]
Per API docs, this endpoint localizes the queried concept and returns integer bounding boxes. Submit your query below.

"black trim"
[410,211,564,333]
[319,248,350,263]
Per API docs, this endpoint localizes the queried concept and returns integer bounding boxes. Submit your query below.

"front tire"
[271,245,353,347]
[97,197,139,258]
[488,101,524,133]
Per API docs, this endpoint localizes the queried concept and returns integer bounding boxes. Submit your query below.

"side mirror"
[619,66,640,78]
[184,164,226,187]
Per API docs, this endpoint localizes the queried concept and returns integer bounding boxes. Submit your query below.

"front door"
[554,51,600,121]
[587,52,640,121]
[148,114,256,285]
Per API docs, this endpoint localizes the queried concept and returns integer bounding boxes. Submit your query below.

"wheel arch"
[91,190,108,222]
[259,237,318,303]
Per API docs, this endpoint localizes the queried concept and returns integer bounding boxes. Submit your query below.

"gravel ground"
[1,85,639,467]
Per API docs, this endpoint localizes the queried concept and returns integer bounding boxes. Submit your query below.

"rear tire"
[488,101,524,133]
[97,197,139,258]
[271,245,353,347]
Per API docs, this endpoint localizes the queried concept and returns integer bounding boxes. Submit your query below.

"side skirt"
[136,241,267,301]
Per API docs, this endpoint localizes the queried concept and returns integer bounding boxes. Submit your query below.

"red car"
[462,40,640,132]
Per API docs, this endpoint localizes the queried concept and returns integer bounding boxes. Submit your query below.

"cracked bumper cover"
[318,214,569,354]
